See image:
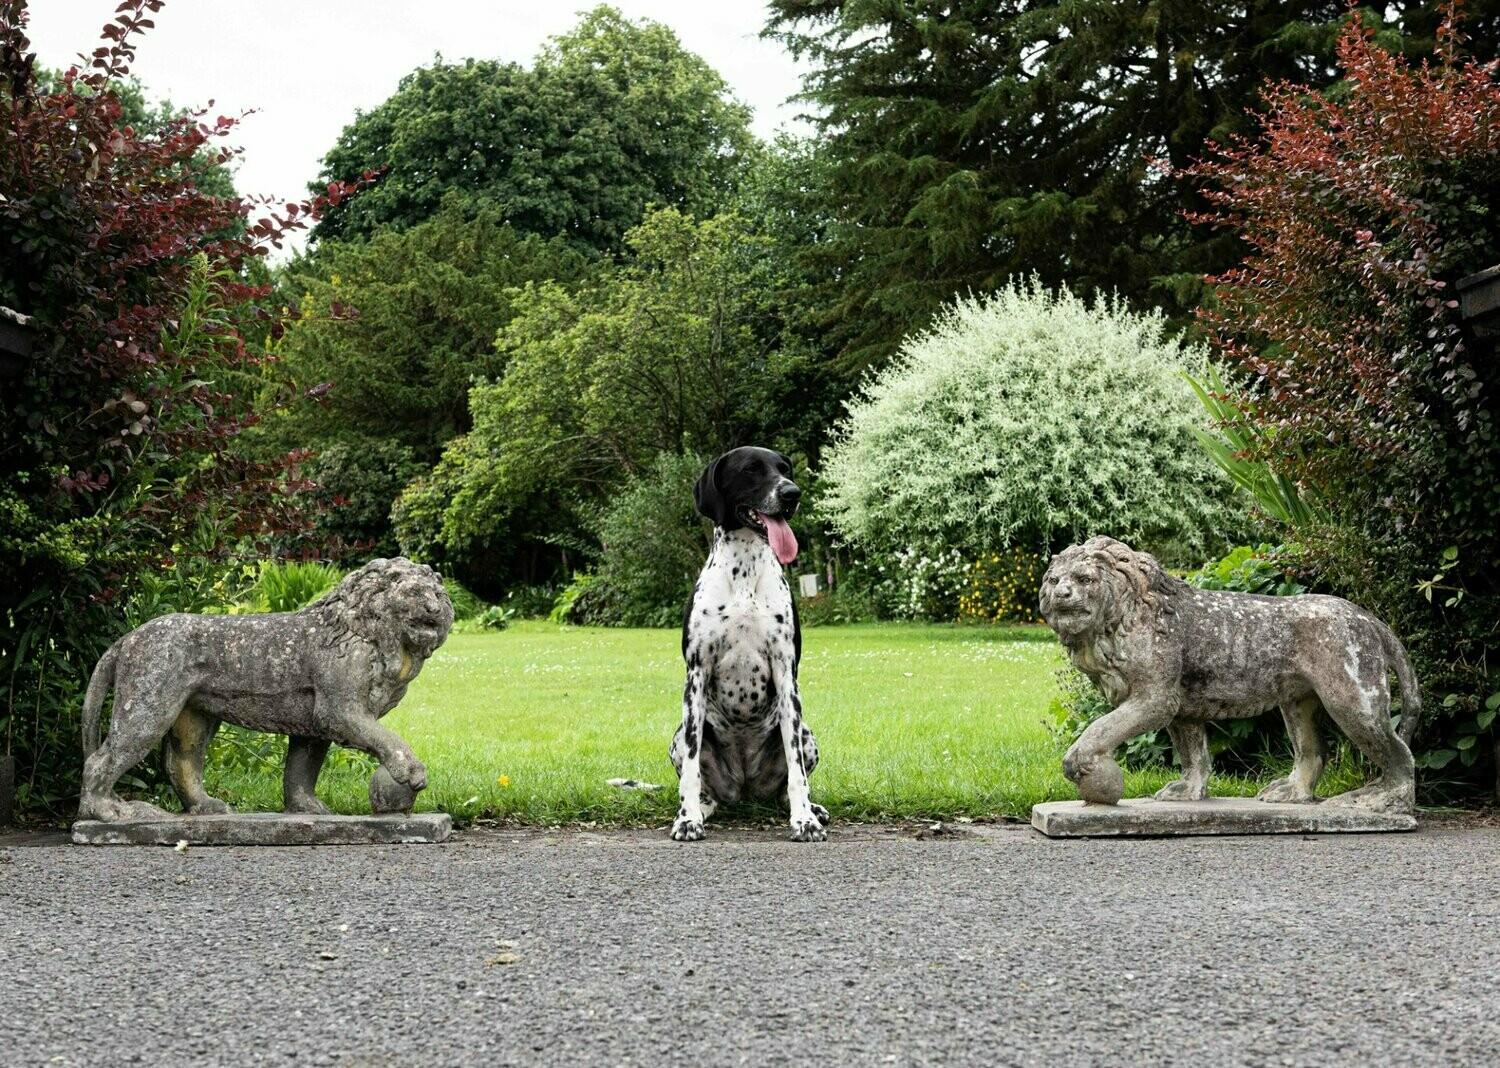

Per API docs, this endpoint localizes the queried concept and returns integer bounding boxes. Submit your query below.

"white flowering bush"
[864,546,968,620]
[819,280,1240,562]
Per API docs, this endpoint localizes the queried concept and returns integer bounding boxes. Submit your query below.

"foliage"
[550,574,604,625]
[497,585,560,620]
[796,584,877,627]
[401,207,808,582]
[0,3,349,812]
[443,578,488,622]
[586,451,712,627]
[762,1,1496,371]
[313,5,754,252]
[1187,545,1308,597]
[957,549,1047,625]
[859,547,968,622]
[1182,12,1500,788]
[474,605,515,631]
[819,281,1241,564]
[1186,365,1329,527]
[300,438,423,558]
[253,561,343,613]
[274,202,590,463]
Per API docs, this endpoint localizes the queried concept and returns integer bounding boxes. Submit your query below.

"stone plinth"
[1031,797,1416,838]
[72,811,451,846]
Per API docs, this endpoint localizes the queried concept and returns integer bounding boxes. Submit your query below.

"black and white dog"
[669,446,828,842]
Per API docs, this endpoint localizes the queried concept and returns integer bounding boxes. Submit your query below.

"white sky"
[25,1,812,255]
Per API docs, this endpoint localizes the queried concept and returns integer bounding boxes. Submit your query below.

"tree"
[818,281,1240,561]
[1182,12,1500,783]
[273,201,590,463]
[312,5,755,252]
[393,206,810,586]
[0,0,347,811]
[765,0,1500,372]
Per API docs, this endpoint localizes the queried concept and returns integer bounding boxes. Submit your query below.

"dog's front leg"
[773,660,825,843]
[671,665,709,842]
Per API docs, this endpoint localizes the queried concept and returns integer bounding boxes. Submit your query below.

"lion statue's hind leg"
[1315,666,1416,813]
[283,736,334,814]
[80,668,188,822]
[165,708,231,815]
[1257,696,1326,803]
[1154,720,1211,801]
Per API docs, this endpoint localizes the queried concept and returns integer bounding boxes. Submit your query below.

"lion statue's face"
[1039,542,1128,641]
[382,562,455,659]
[324,558,455,660]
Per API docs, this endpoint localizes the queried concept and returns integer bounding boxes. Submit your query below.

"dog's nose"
[778,483,802,510]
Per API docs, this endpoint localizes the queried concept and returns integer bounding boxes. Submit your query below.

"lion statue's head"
[308,557,454,661]
[1039,536,1178,647]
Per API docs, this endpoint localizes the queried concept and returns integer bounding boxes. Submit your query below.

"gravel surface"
[3,821,1498,1066]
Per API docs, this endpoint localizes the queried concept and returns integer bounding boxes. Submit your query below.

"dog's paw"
[188,796,233,816]
[810,803,831,827]
[790,816,827,843]
[670,816,706,842]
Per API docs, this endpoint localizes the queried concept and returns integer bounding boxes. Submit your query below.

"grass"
[203,620,1354,825]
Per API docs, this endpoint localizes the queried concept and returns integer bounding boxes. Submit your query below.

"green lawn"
[205,620,1284,824]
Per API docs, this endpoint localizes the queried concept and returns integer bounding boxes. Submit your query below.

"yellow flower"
[497,775,511,788]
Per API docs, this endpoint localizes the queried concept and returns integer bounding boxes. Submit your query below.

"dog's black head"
[694,447,801,564]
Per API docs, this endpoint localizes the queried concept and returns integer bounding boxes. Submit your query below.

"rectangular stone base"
[71,812,452,846]
[1031,797,1416,838]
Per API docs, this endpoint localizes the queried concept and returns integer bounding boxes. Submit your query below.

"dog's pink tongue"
[758,512,798,565]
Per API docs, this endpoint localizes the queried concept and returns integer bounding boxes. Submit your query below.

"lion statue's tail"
[1381,625,1423,746]
[81,640,122,757]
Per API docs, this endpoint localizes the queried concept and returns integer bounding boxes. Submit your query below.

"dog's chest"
[690,536,795,724]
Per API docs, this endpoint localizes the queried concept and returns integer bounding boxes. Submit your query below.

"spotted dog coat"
[669,447,827,842]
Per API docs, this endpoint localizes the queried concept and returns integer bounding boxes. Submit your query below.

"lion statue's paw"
[1324,782,1415,814]
[1256,777,1318,804]
[1153,779,1208,802]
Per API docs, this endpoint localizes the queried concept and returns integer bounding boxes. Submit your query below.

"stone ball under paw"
[1075,756,1124,805]
[369,766,418,814]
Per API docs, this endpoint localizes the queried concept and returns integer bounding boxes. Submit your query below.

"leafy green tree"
[586,451,713,626]
[394,206,808,583]
[312,5,754,252]
[765,0,1498,371]
[272,201,590,462]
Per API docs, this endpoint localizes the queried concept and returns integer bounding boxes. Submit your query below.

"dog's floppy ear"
[694,455,730,527]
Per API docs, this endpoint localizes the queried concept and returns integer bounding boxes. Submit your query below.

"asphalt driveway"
[2,820,1497,1066]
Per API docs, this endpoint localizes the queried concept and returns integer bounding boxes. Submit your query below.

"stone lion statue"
[79,557,454,822]
[1039,536,1420,813]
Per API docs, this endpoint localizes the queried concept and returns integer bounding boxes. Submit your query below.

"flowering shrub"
[818,280,1241,564]
[957,548,1047,624]
[861,547,967,621]
[1182,11,1500,788]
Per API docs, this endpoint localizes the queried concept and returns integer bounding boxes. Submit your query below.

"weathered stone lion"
[79,557,454,822]
[1039,536,1420,813]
